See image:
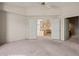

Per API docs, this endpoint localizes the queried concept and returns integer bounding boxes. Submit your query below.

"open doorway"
[66,16,79,42]
[37,19,52,39]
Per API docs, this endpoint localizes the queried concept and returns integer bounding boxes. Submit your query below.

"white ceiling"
[3,2,79,8]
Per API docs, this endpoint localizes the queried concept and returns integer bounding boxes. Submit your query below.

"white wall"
[62,6,79,18]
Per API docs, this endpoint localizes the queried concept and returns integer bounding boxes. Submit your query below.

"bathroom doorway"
[65,16,79,41]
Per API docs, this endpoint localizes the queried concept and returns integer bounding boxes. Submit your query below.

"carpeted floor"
[0,39,79,56]
[69,35,79,44]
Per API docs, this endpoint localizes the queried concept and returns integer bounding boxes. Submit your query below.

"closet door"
[25,19,29,39]
[7,13,26,42]
[27,18,37,39]
[51,18,61,39]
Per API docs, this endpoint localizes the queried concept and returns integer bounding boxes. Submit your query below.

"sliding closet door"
[51,17,61,40]
[7,12,26,42]
[27,17,37,39]
[25,19,29,39]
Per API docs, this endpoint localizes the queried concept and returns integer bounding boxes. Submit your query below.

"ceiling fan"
[40,2,58,9]
[41,2,46,5]
[40,2,51,8]
[41,2,48,6]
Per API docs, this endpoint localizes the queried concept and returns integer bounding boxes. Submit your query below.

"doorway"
[37,19,52,39]
[66,16,79,41]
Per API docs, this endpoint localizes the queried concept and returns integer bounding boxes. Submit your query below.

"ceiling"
[3,2,79,8]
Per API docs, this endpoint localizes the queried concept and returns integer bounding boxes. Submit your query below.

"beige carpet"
[0,39,79,56]
[69,35,79,43]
